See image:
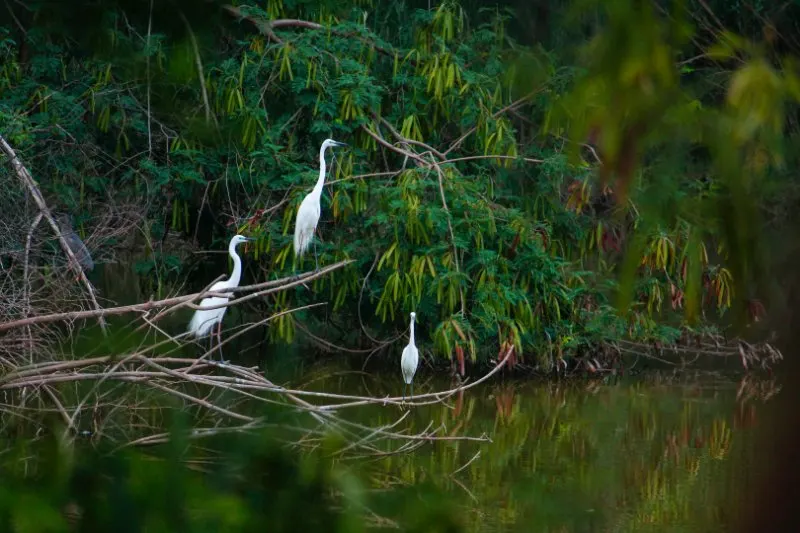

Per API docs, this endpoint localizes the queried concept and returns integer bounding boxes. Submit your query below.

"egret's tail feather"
[294,227,312,257]
[188,307,221,339]
[187,312,205,337]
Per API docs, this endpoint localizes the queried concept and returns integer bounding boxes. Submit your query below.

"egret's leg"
[402,383,406,402]
[212,324,218,360]
[410,381,414,400]
[314,237,319,272]
[217,322,224,362]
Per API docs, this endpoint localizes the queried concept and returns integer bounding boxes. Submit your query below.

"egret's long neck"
[228,242,243,288]
[311,145,327,198]
[409,317,415,344]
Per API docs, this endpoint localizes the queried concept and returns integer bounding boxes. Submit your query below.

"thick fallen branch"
[0,341,502,453]
[0,260,352,332]
[290,344,515,411]
[0,284,517,456]
[614,336,783,371]
[1,344,514,411]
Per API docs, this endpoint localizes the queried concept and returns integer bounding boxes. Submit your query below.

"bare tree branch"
[0,134,108,333]
[0,260,352,332]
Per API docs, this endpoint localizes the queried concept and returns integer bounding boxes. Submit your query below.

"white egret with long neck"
[187,234,252,360]
[293,138,347,270]
[401,311,419,401]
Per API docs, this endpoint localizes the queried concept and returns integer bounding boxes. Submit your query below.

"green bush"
[3,0,791,369]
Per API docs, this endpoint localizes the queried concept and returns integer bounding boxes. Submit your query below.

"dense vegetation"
[4,0,796,373]
[2,0,797,531]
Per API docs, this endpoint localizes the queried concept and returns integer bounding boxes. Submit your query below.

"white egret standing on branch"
[187,234,252,361]
[293,138,347,271]
[401,311,419,401]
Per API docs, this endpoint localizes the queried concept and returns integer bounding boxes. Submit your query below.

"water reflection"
[30,308,780,532]
[296,360,776,532]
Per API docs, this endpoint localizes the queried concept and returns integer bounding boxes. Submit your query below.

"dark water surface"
[277,357,771,532]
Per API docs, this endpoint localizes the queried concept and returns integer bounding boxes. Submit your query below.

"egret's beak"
[244,237,255,242]
[333,141,348,147]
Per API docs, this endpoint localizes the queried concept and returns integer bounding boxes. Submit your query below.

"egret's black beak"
[334,141,348,147]
[244,237,255,242]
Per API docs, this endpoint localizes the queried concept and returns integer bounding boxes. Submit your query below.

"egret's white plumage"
[293,138,347,268]
[188,234,252,359]
[401,311,419,400]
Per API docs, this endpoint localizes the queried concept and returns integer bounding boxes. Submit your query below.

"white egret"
[187,234,252,360]
[401,311,419,401]
[293,138,347,270]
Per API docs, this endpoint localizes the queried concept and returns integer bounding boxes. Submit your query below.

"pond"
[3,328,775,532]
[4,267,775,532]
[268,354,772,532]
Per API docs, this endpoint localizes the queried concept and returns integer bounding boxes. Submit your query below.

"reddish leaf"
[507,231,521,259]
[534,227,550,249]
[601,228,621,253]
[454,389,464,418]
[455,345,465,377]
[746,299,766,322]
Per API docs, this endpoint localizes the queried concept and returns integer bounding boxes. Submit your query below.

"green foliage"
[2,0,793,368]
[0,421,463,532]
[551,0,800,329]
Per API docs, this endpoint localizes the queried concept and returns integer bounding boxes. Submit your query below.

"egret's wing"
[401,344,418,382]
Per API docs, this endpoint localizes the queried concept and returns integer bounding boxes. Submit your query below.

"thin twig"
[146,0,153,156]
[377,116,445,160]
[178,11,217,128]
[444,91,539,156]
